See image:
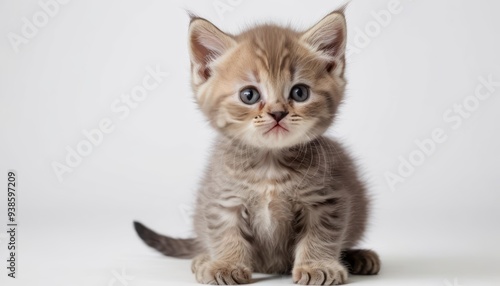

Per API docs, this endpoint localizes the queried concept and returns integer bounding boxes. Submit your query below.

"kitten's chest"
[242,181,295,272]
[242,158,303,228]
[247,181,296,243]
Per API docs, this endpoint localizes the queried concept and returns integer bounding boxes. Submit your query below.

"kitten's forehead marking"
[249,29,296,83]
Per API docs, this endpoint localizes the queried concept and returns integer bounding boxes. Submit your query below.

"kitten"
[134,7,380,285]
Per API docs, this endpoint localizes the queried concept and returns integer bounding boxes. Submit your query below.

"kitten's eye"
[239,87,261,105]
[290,85,309,102]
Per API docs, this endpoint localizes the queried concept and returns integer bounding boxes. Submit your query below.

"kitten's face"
[188,12,347,149]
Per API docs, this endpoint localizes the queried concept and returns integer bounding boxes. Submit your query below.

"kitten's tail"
[133,221,199,258]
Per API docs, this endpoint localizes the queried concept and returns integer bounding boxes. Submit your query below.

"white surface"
[1,0,500,285]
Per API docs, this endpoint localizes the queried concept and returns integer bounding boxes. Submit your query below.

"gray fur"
[134,8,380,285]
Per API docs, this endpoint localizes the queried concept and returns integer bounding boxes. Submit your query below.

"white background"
[1,0,499,285]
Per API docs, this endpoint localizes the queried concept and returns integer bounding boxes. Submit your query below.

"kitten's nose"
[268,111,289,123]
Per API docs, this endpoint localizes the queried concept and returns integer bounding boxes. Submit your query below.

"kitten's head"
[188,10,347,149]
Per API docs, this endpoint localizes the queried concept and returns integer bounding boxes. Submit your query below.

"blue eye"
[239,87,261,105]
[290,85,310,102]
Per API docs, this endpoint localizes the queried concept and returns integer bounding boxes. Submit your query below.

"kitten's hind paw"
[341,249,380,275]
[293,261,348,285]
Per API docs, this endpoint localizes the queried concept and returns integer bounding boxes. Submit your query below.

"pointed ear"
[188,17,236,85]
[300,11,347,77]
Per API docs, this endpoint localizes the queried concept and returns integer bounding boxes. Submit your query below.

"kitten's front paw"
[195,260,251,285]
[293,261,348,285]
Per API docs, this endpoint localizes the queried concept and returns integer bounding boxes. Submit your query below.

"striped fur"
[134,8,380,285]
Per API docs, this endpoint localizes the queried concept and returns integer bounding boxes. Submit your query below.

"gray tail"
[133,221,198,259]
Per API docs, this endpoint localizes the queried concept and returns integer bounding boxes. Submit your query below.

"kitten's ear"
[188,17,236,85]
[300,11,347,77]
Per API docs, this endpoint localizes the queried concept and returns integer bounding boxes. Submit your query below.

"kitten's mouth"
[264,124,289,135]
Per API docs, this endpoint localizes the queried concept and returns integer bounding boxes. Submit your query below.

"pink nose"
[268,111,289,122]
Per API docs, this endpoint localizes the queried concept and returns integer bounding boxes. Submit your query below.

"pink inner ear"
[302,12,346,60]
[190,33,217,81]
[321,30,344,58]
[301,13,347,76]
[189,21,235,82]
[197,34,226,58]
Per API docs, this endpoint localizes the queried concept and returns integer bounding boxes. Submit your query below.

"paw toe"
[342,249,381,275]
[293,262,347,285]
